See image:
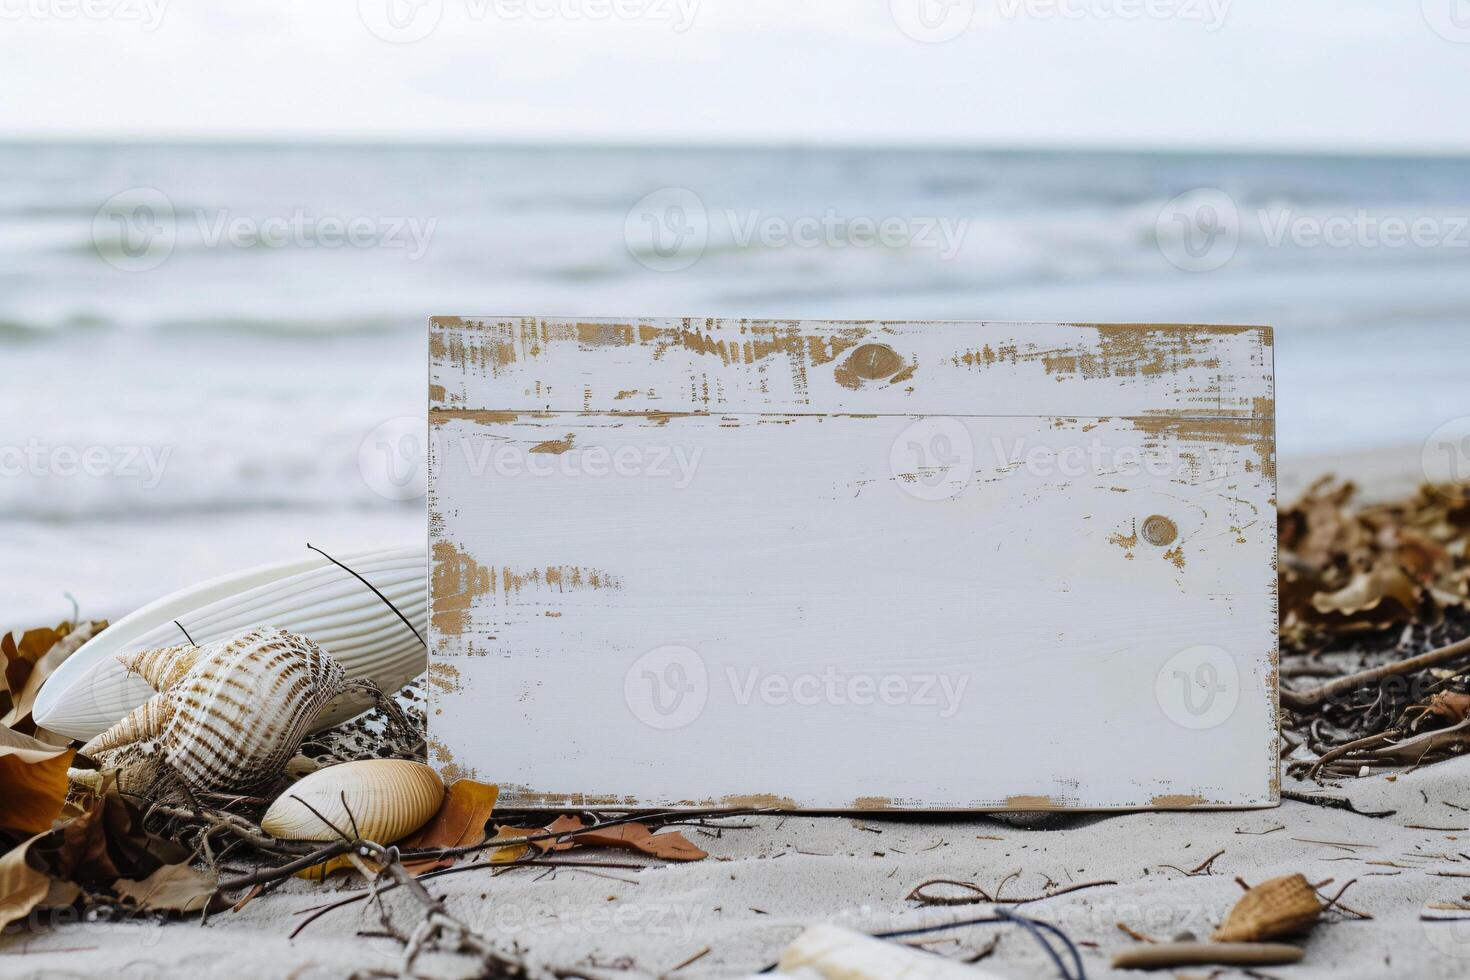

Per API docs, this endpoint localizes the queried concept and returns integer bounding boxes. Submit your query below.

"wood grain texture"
[429,317,1278,811]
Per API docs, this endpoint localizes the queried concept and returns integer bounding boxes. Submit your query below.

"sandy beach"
[6,446,1466,980]
[4,767,1468,978]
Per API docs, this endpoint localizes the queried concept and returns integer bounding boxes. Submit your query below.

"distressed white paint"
[429,317,1278,811]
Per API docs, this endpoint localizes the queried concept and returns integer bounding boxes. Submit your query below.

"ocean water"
[3,143,1468,625]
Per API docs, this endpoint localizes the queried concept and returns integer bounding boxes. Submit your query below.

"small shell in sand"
[260,759,444,843]
[1213,873,1322,942]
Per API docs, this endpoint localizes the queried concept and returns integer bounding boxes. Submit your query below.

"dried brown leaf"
[0,832,80,930]
[399,779,499,874]
[1427,692,1470,725]
[0,726,74,834]
[574,823,707,862]
[1311,563,1418,619]
[114,862,224,914]
[1,621,105,732]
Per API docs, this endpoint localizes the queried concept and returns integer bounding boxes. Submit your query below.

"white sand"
[6,766,1470,978]
[5,446,1464,979]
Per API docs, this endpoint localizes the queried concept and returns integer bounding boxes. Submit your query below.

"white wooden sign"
[428,317,1278,811]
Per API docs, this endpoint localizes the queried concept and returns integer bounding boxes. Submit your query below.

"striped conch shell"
[79,627,347,796]
[260,759,444,842]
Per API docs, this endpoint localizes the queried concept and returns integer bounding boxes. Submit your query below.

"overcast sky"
[4,0,1469,152]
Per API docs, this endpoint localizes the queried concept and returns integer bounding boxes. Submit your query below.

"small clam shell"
[261,760,444,843]
[1213,874,1321,942]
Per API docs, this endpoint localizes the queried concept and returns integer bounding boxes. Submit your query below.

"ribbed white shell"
[33,546,426,742]
[261,759,444,843]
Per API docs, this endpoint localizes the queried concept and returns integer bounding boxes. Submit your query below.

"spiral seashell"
[119,643,201,693]
[79,627,348,796]
[80,694,175,758]
[260,759,444,843]
[1213,874,1322,943]
[32,546,426,742]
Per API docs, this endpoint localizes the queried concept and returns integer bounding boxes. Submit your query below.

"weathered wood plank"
[429,316,1274,420]
[428,315,1278,812]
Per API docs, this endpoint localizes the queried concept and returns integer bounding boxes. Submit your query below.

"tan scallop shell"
[79,627,347,795]
[260,759,444,843]
[1213,873,1322,942]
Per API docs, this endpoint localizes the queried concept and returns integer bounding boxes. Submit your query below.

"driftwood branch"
[1281,635,1470,712]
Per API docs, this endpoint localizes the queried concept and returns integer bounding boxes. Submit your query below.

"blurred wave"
[1,142,1468,621]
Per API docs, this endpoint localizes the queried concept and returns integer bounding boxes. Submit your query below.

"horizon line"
[3,134,1469,161]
